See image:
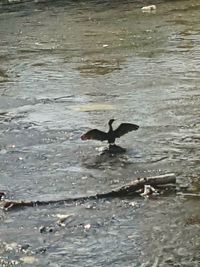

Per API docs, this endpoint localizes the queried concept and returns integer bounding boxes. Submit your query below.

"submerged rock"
[101,144,126,155]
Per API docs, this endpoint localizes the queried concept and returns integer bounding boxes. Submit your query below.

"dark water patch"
[0,53,10,61]
[185,215,200,226]
[76,59,121,76]
[0,68,9,83]
[166,3,200,14]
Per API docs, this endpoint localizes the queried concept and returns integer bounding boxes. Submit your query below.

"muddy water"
[0,0,200,266]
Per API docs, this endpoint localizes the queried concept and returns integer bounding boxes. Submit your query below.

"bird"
[81,119,139,145]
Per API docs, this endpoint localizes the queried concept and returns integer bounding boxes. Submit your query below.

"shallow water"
[0,0,200,266]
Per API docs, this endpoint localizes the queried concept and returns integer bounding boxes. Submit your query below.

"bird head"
[108,119,115,126]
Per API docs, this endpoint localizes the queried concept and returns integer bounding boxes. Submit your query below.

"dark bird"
[81,119,139,145]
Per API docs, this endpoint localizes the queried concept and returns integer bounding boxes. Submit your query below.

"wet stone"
[101,144,126,155]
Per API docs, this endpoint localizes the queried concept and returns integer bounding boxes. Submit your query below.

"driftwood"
[0,173,176,211]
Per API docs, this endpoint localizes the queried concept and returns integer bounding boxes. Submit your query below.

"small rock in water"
[39,225,54,233]
[141,5,156,13]
[35,247,47,254]
[19,244,30,252]
[109,144,126,154]
[48,227,54,233]
[100,144,126,155]
[0,191,6,200]
[39,226,46,233]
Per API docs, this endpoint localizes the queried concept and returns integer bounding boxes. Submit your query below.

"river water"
[0,0,200,266]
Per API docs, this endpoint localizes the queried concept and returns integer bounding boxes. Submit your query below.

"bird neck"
[108,122,113,133]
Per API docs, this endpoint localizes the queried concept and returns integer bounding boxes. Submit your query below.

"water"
[0,0,200,266]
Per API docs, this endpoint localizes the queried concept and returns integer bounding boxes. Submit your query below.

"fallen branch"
[95,173,176,198]
[1,173,176,211]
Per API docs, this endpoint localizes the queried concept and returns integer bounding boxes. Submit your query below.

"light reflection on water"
[0,0,200,266]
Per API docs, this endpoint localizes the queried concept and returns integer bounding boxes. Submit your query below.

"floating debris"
[140,184,159,198]
[84,224,91,230]
[141,5,156,13]
[0,173,176,211]
[54,214,74,227]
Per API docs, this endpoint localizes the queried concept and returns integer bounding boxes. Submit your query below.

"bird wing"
[114,123,139,138]
[81,129,108,141]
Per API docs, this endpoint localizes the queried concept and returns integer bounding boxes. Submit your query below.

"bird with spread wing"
[81,119,139,145]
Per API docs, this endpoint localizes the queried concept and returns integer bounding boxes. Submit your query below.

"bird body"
[81,119,139,145]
